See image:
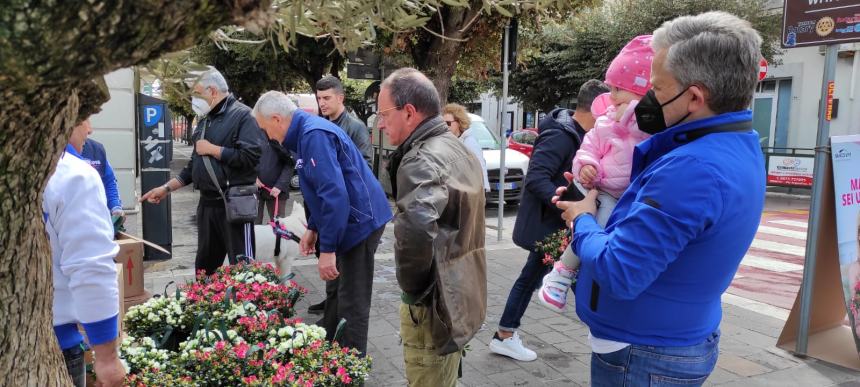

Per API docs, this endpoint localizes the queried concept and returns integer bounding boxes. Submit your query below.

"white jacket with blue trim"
[44,147,119,349]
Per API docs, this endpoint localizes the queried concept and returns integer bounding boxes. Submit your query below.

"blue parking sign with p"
[143,105,163,127]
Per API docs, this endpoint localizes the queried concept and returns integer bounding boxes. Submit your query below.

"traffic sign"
[759,57,768,81]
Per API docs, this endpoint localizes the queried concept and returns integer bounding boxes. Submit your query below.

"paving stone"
[703,366,743,386]
[552,340,591,355]
[542,378,583,387]
[719,360,859,386]
[742,348,802,371]
[717,354,773,377]
[515,357,567,381]
[537,331,577,345]
[486,368,544,386]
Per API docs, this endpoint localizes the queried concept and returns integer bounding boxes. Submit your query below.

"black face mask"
[634,87,691,135]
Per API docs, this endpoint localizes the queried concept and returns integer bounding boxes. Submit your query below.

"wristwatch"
[162,183,172,193]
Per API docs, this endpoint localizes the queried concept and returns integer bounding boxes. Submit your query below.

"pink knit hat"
[604,35,654,97]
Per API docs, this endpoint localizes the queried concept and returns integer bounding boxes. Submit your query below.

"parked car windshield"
[470,121,501,150]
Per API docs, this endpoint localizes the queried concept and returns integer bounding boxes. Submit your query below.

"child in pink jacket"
[539,35,654,312]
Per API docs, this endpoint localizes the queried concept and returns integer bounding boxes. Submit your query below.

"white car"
[467,114,529,204]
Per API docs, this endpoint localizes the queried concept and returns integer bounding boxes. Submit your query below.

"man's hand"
[91,340,126,387]
[579,165,598,188]
[196,139,222,158]
[270,187,281,198]
[256,178,264,188]
[556,189,599,228]
[299,230,318,256]
[318,252,339,281]
[140,186,168,204]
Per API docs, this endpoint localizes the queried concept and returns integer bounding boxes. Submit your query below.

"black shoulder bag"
[200,120,259,224]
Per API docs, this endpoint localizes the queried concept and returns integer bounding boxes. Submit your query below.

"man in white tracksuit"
[43,120,126,386]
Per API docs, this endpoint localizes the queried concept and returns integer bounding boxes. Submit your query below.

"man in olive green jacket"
[380,67,487,387]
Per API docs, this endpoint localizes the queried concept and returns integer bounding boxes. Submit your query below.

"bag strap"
[200,120,228,205]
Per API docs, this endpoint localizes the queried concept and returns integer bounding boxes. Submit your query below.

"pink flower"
[233,342,250,359]
[215,341,226,351]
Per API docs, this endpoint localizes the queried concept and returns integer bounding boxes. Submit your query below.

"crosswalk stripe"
[741,254,804,272]
[749,239,806,257]
[768,219,808,229]
[756,225,808,240]
[722,292,789,321]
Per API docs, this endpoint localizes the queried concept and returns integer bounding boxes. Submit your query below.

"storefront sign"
[767,155,815,187]
[783,0,860,48]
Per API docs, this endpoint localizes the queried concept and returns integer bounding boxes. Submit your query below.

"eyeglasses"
[377,105,402,123]
[444,120,456,127]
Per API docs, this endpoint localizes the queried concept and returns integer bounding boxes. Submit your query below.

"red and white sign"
[767,155,814,187]
[759,58,768,81]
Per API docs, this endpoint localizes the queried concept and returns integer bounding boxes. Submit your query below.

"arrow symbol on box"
[126,258,134,285]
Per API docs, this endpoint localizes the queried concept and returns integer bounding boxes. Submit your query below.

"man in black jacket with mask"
[141,68,263,274]
[489,80,608,361]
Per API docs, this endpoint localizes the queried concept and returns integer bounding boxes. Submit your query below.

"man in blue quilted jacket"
[557,12,766,386]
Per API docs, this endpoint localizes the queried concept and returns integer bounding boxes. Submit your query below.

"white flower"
[254,274,267,283]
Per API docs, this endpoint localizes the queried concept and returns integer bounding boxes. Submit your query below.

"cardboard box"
[114,234,144,298]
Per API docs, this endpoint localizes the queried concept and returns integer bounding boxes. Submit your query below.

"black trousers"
[321,226,384,356]
[196,199,256,275]
[63,343,85,387]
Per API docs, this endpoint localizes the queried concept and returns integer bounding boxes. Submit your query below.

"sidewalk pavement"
[136,143,860,386]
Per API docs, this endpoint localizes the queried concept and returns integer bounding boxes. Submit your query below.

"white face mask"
[191,97,211,116]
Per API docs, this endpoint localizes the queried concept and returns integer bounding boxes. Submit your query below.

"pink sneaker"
[539,262,576,312]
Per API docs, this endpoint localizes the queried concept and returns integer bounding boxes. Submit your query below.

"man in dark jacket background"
[489,80,608,362]
[316,75,373,167]
[253,90,392,357]
[141,68,262,274]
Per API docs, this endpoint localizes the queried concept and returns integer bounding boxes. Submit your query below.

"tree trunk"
[422,38,465,105]
[0,1,269,385]
[410,1,484,104]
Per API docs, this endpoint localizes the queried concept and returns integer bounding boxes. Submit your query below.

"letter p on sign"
[143,104,163,127]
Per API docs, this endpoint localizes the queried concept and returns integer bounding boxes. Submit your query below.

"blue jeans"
[498,250,552,331]
[591,331,720,387]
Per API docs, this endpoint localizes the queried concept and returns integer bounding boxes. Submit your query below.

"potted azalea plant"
[119,262,371,386]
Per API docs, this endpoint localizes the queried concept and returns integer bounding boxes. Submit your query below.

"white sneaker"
[489,331,538,361]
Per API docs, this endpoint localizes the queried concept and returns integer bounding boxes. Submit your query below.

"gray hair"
[380,68,441,117]
[576,79,610,112]
[253,91,298,118]
[652,11,762,113]
[197,68,229,93]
